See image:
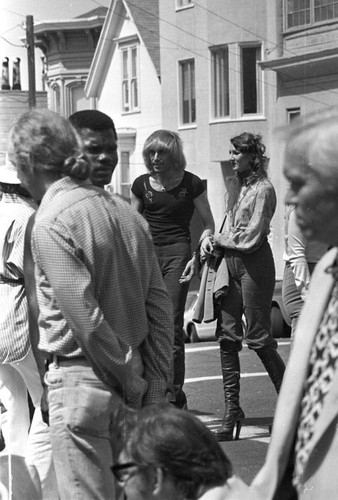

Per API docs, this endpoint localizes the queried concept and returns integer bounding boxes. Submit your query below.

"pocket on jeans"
[67,379,115,438]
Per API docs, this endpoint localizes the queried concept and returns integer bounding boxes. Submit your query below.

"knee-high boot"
[256,346,285,393]
[213,350,245,442]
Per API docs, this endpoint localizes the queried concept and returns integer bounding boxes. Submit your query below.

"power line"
[102,3,333,109]
[0,35,25,48]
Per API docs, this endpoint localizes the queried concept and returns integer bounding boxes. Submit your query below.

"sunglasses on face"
[111,462,147,485]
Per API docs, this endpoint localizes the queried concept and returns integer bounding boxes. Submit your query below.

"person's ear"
[152,467,165,496]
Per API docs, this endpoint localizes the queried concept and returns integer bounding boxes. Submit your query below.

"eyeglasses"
[111,462,146,484]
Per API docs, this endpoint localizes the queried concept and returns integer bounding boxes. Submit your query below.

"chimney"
[12,58,21,90]
[1,57,10,90]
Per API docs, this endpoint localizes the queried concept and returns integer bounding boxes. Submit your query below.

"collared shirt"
[32,177,173,406]
[215,175,276,253]
[0,192,36,363]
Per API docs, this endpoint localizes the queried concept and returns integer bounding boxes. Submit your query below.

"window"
[287,107,301,123]
[121,45,139,113]
[53,85,61,114]
[177,0,193,7]
[70,84,87,114]
[119,151,131,201]
[286,0,338,29]
[241,46,262,115]
[179,59,196,124]
[211,47,230,118]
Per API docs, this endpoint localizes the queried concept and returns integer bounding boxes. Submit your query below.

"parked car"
[184,280,291,343]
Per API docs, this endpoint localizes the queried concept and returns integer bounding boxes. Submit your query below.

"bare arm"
[130,192,144,214]
[180,191,215,283]
[193,191,215,253]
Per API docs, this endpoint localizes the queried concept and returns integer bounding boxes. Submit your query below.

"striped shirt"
[32,177,174,406]
[0,192,36,363]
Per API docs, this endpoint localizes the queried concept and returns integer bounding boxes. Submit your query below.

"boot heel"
[213,407,245,442]
[234,418,243,440]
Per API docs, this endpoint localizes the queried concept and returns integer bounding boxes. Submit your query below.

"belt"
[49,354,89,367]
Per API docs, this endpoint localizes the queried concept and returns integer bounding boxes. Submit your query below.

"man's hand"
[179,256,196,283]
[41,384,49,425]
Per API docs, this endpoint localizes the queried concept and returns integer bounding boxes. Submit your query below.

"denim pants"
[45,361,124,500]
[216,240,277,352]
[154,241,191,397]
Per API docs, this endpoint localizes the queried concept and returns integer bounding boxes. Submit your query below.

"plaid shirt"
[0,192,36,363]
[32,177,173,406]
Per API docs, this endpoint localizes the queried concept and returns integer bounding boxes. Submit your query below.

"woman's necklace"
[150,172,184,192]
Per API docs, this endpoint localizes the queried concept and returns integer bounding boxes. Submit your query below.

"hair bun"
[63,154,90,180]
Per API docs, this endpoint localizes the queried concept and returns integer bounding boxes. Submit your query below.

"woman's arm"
[287,208,311,299]
[130,192,144,214]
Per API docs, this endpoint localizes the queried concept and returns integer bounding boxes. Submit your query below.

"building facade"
[86,0,162,200]
[159,0,338,276]
[33,7,107,117]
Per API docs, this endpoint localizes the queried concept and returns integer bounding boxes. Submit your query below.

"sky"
[0,0,110,91]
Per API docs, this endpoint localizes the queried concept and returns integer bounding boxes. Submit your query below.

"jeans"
[216,240,277,352]
[154,241,191,402]
[45,360,124,500]
[0,349,58,499]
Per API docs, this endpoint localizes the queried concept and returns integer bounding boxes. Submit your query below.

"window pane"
[121,45,139,112]
[180,60,195,124]
[212,48,229,118]
[286,0,310,27]
[314,0,338,21]
[131,48,137,77]
[242,47,259,114]
[122,51,128,78]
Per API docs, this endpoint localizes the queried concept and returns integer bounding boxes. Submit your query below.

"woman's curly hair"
[231,132,269,180]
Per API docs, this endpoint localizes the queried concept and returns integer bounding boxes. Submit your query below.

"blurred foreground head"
[8,108,89,201]
[114,406,232,500]
[283,108,338,247]
[69,110,118,187]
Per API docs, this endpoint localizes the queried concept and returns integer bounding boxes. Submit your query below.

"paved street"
[184,340,291,485]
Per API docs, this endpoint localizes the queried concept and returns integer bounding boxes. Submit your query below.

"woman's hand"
[200,234,214,256]
[179,256,197,283]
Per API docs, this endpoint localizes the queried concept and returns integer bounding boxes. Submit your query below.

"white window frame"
[287,107,301,123]
[178,59,196,125]
[210,46,230,119]
[121,44,140,113]
[176,0,194,10]
[285,0,338,30]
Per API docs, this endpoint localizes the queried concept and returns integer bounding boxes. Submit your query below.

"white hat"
[0,154,20,184]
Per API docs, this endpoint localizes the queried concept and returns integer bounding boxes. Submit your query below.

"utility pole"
[26,15,36,108]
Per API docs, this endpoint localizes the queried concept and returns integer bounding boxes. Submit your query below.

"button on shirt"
[0,192,36,363]
[32,177,173,406]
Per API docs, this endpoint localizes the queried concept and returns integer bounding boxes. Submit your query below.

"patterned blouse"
[215,174,276,253]
[0,192,36,363]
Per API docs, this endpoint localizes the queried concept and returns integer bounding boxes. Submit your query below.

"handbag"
[193,215,228,324]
